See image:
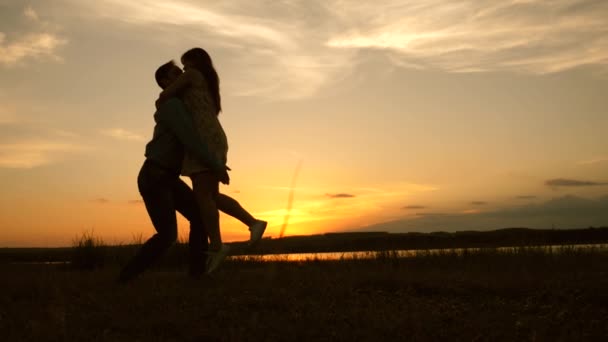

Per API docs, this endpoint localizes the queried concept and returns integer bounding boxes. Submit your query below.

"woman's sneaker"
[248,220,268,247]
[206,244,231,274]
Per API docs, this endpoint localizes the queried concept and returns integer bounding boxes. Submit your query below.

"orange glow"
[0,179,437,247]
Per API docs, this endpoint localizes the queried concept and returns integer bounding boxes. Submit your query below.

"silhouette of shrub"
[70,231,106,270]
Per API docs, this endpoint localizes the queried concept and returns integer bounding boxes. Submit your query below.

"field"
[2,246,608,341]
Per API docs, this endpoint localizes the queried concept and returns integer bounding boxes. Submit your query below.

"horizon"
[1,1,608,247]
[3,225,608,250]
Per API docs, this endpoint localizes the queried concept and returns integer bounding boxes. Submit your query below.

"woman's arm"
[156,98,230,184]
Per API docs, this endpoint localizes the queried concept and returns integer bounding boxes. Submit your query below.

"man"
[118,95,228,282]
[119,61,266,282]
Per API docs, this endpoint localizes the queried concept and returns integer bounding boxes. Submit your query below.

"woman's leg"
[191,171,221,251]
[216,193,267,245]
[216,194,256,226]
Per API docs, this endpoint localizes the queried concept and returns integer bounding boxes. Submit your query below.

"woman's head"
[181,48,221,115]
[181,48,212,70]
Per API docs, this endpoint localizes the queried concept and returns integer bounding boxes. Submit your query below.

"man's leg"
[172,178,208,277]
[119,162,178,282]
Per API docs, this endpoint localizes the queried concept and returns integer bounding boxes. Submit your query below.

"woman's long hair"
[182,48,221,115]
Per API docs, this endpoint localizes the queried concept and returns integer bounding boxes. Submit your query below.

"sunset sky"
[1,0,607,247]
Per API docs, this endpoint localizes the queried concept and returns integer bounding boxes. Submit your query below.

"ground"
[2,248,608,341]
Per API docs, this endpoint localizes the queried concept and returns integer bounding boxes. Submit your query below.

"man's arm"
[155,98,225,173]
[156,69,195,108]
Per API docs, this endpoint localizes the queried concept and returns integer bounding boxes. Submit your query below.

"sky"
[1,0,607,247]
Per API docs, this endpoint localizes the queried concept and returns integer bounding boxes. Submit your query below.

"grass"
[70,231,107,270]
[2,246,608,341]
[67,232,192,271]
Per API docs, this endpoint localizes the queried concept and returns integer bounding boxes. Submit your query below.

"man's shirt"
[144,98,222,174]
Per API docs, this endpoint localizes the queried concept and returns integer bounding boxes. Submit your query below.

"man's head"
[155,60,182,89]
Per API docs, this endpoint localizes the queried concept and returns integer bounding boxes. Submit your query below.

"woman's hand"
[155,96,165,110]
[217,166,230,185]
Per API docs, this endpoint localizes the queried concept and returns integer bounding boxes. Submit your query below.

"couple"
[119,48,267,282]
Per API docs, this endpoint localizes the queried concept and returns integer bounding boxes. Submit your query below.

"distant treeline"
[249,227,608,255]
[1,227,607,263]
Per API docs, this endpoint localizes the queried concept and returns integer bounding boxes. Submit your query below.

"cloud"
[81,0,287,46]
[19,0,607,99]
[0,123,87,168]
[101,128,145,142]
[577,157,608,166]
[325,193,356,199]
[470,201,487,206]
[91,198,110,204]
[1,5,67,67]
[0,141,85,168]
[402,205,427,209]
[326,0,608,74]
[68,0,355,100]
[415,213,451,217]
[128,199,143,205]
[545,178,607,187]
[23,6,39,21]
[72,0,608,100]
[516,195,537,200]
[357,194,608,233]
[0,32,67,66]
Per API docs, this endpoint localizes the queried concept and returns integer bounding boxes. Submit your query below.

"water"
[8,261,71,265]
[230,243,608,262]
[7,243,608,265]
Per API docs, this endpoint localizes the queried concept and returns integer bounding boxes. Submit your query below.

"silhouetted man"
[118,94,228,282]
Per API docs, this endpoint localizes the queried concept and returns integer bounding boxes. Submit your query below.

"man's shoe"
[248,220,268,247]
[206,244,231,274]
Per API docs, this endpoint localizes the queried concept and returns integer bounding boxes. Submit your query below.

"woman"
[157,48,266,273]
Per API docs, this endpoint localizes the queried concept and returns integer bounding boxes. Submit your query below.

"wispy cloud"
[545,178,608,187]
[0,141,86,169]
[358,194,608,233]
[402,205,427,209]
[0,119,87,168]
[128,199,143,205]
[91,198,110,204]
[516,195,537,200]
[254,181,439,236]
[75,0,608,100]
[70,0,354,100]
[415,213,451,218]
[10,0,607,99]
[577,157,608,165]
[470,201,488,206]
[325,193,356,199]
[354,183,439,195]
[23,6,39,21]
[326,0,608,74]
[0,5,67,67]
[83,0,287,46]
[101,128,145,142]
[0,32,67,66]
